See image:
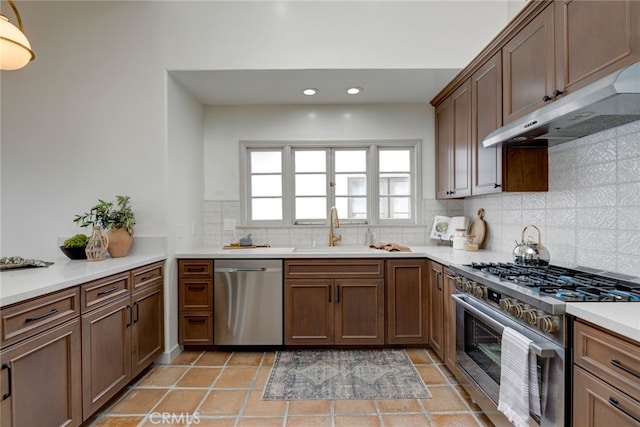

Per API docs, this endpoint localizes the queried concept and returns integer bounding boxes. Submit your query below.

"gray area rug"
[262,349,432,400]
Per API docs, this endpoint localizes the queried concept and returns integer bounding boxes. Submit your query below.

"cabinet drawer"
[81,272,131,313]
[179,279,213,310]
[574,320,640,400]
[285,259,384,278]
[132,261,164,290]
[178,260,213,277]
[178,312,213,345]
[1,287,80,349]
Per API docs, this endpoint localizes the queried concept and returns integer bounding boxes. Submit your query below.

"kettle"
[513,225,550,266]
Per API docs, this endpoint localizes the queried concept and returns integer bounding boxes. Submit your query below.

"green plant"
[73,195,136,233]
[63,233,89,248]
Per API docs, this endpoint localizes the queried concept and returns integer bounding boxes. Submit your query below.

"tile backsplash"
[203,120,639,277]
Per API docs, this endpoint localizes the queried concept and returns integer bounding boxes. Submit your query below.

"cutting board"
[468,208,487,248]
[223,244,271,250]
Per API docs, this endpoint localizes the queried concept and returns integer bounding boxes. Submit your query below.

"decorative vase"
[106,227,134,258]
[85,226,109,261]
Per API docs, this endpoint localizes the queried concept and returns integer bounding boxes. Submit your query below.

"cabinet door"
[573,366,640,427]
[556,0,640,96]
[428,262,445,360]
[82,297,131,420]
[179,312,213,345]
[285,279,334,345]
[435,97,453,199]
[131,282,164,377]
[451,80,472,198]
[385,259,429,345]
[1,319,82,427]
[443,270,457,374]
[472,52,503,195]
[503,4,555,122]
[334,279,384,345]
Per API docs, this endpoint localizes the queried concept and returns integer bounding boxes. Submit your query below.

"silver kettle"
[513,225,550,266]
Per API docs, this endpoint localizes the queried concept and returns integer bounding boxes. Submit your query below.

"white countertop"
[0,254,166,307]
[566,303,640,343]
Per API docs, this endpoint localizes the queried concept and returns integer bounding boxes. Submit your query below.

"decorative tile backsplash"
[203,120,639,277]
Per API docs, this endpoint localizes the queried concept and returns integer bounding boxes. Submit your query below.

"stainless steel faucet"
[329,206,341,247]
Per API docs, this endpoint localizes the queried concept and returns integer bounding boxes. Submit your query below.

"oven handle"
[452,294,556,358]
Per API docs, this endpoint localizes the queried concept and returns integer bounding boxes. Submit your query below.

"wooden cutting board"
[468,208,487,248]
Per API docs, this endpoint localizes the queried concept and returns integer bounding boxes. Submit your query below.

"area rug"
[262,349,431,400]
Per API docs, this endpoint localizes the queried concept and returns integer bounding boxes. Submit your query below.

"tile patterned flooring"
[89,348,494,427]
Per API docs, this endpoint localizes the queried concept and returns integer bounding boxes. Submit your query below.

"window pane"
[379,174,410,196]
[295,197,327,220]
[295,174,326,196]
[295,150,326,172]
[335,174,366,196]
[252,198,282,220]
[252,175,282,197]
[251,151,281,173]
[336,196,367,219]
[335,150,366,172]
[379,196,411,219]
[379,150,410,172]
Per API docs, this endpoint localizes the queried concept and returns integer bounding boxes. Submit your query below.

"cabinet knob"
[553,89,564,98]
[542,95,552,102]
[494,183,501,189]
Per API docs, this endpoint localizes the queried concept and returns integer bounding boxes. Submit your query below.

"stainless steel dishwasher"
[213,259,283,345]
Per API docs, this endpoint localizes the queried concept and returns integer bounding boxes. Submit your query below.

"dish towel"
[497,326,537,427]
[369,242,412,252]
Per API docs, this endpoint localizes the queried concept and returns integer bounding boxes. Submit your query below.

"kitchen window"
[242,141,419,226]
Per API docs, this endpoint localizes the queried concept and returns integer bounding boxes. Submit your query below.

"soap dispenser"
[365,228,375,246]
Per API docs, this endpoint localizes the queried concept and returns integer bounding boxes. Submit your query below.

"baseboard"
[155,343,183,364]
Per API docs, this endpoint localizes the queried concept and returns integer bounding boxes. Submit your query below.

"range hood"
[483,61,640,148]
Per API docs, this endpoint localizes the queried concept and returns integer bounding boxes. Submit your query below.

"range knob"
[524,309,541,326]
[455,276,465,288]
[473,284,487,300]
[510,303,528,319]
[499,298,515,313]
[540,315,560,333]
[464,280,476,293]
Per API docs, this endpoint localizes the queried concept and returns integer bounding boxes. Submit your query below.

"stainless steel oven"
[453,293,565,427]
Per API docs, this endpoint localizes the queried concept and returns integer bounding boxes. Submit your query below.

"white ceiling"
[170,69,460,106]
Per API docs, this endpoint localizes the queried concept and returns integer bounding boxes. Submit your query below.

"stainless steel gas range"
[449,262,640,427]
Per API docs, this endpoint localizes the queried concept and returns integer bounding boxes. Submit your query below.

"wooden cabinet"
[178,260,213,345]
[1,318,82,427]
[503,4,556,123]
[572,319,640,426]
[81,262,164,420]
[385,259,428,345]
[284,260,385,346]
[443,268,457,374]
[428,261,445,360]
[555,0,640,98]
[435,80,472,199]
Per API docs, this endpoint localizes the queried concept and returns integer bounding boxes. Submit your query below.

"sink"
[293,246,376,253]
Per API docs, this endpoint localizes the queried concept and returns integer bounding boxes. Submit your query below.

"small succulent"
[63,234,89,248]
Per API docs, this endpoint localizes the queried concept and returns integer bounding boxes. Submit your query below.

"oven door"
[452,293,565,427]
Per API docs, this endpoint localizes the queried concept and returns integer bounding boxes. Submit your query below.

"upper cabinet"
[555,0,640,97]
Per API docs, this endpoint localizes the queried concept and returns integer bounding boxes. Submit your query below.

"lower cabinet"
[443,268,457,373]
[178,260,214,345]
[428,261,445,360]
[385,259,429,345]
[1,319,82,427]
[284,259,385,346]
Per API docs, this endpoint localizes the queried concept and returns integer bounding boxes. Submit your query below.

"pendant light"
[0,0,34,70]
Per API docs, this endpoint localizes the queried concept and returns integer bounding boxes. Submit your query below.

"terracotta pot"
[106,227,134,258]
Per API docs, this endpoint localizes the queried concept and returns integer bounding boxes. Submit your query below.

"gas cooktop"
[467,262,640,302]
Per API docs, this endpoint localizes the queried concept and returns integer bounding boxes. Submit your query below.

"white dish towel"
[497,326,539,427]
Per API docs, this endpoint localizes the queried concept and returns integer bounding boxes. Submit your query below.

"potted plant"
[60,233,89,259]
[74,195,136,258]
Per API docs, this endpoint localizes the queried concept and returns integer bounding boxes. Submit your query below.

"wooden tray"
[468,209,487,248]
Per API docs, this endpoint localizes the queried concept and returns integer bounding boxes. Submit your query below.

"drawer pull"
[187,267,206,272]
[609,396,640,423]
[141,273,156,280]
[2,363,11,400]
[188,318,206,324]
[25,307,58,323]
[611,358,640,379]
[187,285,206,291]
[97,286,119,296]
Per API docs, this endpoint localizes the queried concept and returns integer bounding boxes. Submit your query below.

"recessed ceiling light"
[346,87,362,95]
[303,88,318,96]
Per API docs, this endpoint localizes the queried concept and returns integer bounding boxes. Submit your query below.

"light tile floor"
[88,348,494,427]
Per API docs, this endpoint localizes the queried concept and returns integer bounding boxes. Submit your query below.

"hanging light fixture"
[0,0,34,70]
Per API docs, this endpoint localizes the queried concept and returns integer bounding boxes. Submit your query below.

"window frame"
[240,140,421,226]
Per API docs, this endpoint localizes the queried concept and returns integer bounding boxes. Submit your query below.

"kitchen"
[1,1,639,426]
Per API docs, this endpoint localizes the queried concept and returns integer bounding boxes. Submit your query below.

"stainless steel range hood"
[483,62,640,148]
